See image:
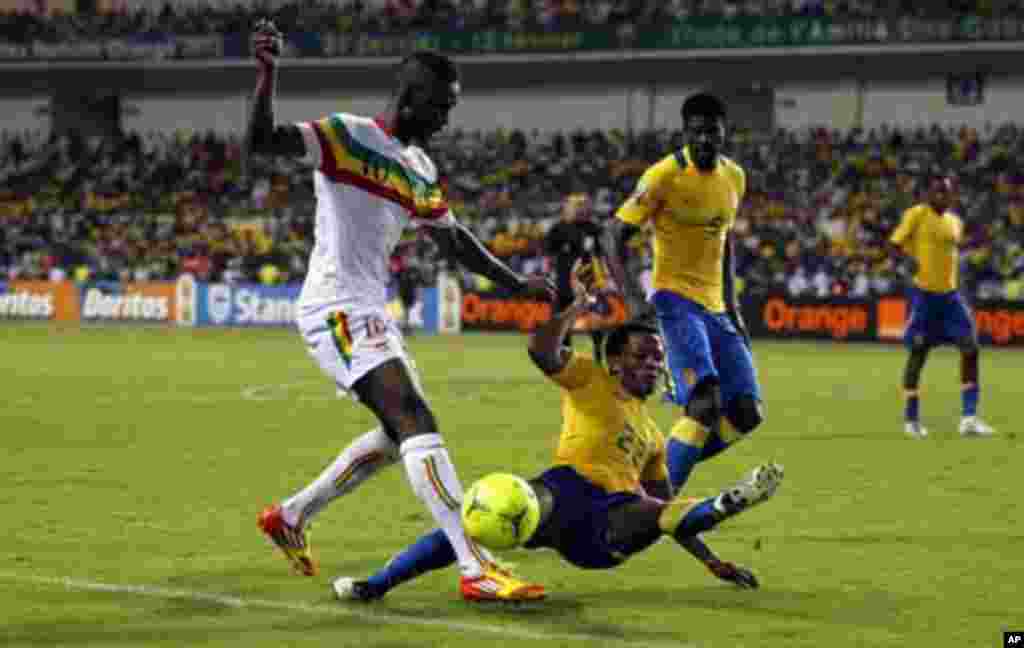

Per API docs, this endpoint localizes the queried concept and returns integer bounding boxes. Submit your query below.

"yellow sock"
[670,417,710,447]
[657,496,701,534]
[719,418,743,444]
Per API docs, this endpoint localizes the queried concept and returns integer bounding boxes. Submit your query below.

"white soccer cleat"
[959,416,995,438]
[714,463,784,516]
[332,577,380,602]
[904,422,929,439]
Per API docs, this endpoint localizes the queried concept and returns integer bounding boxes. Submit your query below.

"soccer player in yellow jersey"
[332,288,783,601]
[889,174,995,439]
[605,93,763,493]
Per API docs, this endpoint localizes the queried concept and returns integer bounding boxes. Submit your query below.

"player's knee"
[728,396,764,435]
[397,392,438,440]
[374,389,437,443]
[685,380,722,430]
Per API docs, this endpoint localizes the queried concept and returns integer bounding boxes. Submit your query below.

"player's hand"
[708,560,759,589]
[252,19,283,72]
[519,274,557,302]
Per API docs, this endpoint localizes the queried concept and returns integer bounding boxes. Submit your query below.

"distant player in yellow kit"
[605,93,762,493]
[889,174,995,439]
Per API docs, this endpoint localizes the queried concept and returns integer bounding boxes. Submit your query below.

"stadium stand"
[2,123,1022,298]
[2,0,1022,43]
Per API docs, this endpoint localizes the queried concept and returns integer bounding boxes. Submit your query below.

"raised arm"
[426,221,555,299]
[246,20,306,159]
[603,220,648,319]
[527,293,591,375]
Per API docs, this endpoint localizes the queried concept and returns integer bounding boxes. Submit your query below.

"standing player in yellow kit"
[889,174,995,439]
[604,93,762,493]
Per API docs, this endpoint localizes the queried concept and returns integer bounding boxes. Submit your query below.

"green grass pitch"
[1,325,1021,648]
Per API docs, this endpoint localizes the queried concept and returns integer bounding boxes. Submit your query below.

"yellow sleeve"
[616,163,667,226]
[890,207,918,247]
[640,434,669,485]
[546,353,601,392]
[726,158,746,200]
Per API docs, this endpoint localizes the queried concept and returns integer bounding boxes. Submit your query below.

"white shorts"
[297,306,424,399]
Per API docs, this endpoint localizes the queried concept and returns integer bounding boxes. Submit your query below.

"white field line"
[0,572,697,648]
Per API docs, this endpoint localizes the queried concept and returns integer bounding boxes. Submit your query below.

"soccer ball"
[461,473,541,551]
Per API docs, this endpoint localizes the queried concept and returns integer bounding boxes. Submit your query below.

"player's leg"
[709,316,764,461]
[277,425,400,528]
[259,312,403,576]
[668,378,723,490]
[605,464,783,587]
[653,292,721,493]
[950,295,995,436]
[353,359,544,600]
[334,528,455,601]
[902,289,933,439]
[352,360,483,574]
[902,341,931,439]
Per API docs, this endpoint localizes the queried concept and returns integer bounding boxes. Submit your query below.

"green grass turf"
[1,325,1021,647]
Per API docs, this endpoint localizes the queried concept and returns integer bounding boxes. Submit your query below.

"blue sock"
[672,498,721,537]
[365,529,456,596]
[667,437,703,492]
[905,394,920,422]
[962,385,979,417]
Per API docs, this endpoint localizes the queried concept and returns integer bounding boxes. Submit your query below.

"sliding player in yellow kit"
[889,174,995,439]
[331,276,783,602]
[605,93,763,493]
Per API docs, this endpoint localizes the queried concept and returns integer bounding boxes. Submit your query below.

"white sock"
[282,427,399,528]
[400,434,492,578]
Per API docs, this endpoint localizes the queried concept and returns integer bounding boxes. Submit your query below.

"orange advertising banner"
[1,280,79,321]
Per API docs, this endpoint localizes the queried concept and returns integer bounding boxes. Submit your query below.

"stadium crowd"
[2,121,1023,299]
[1,0,1020,43]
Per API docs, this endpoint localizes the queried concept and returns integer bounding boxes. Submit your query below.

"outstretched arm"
[603,220,648,318]
[678,535,759,589]
[246,20,306,159]
[426,221,555,299]
[723,231,751,348]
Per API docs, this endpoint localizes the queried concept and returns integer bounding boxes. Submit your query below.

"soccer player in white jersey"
[246,21,553,602]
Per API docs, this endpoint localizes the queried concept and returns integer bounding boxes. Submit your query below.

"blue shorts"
[904,288,976,349]
[653,290,761,408]
[523,466,658,570]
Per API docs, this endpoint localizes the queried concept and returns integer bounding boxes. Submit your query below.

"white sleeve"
[296,122,323,169]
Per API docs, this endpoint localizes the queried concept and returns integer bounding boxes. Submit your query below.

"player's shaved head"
[604,322,659,360]
[681,93,726,122]
[924,172,958,212]
[395,51,459,94]
[390,50,461,144]
[681,93,726,171]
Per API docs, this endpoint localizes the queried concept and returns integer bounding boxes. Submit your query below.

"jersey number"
[366,316,387,340]
[616,424,646,470]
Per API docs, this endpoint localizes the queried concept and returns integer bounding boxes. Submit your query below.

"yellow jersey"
[890,203,962,293]
[616,147,746,313]
[546,353,668,494]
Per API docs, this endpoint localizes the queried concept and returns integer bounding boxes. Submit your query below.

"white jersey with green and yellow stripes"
[296,112,454,316]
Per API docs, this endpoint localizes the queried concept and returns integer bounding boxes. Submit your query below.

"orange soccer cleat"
[258,504,317,576]
[460,563,546,602]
